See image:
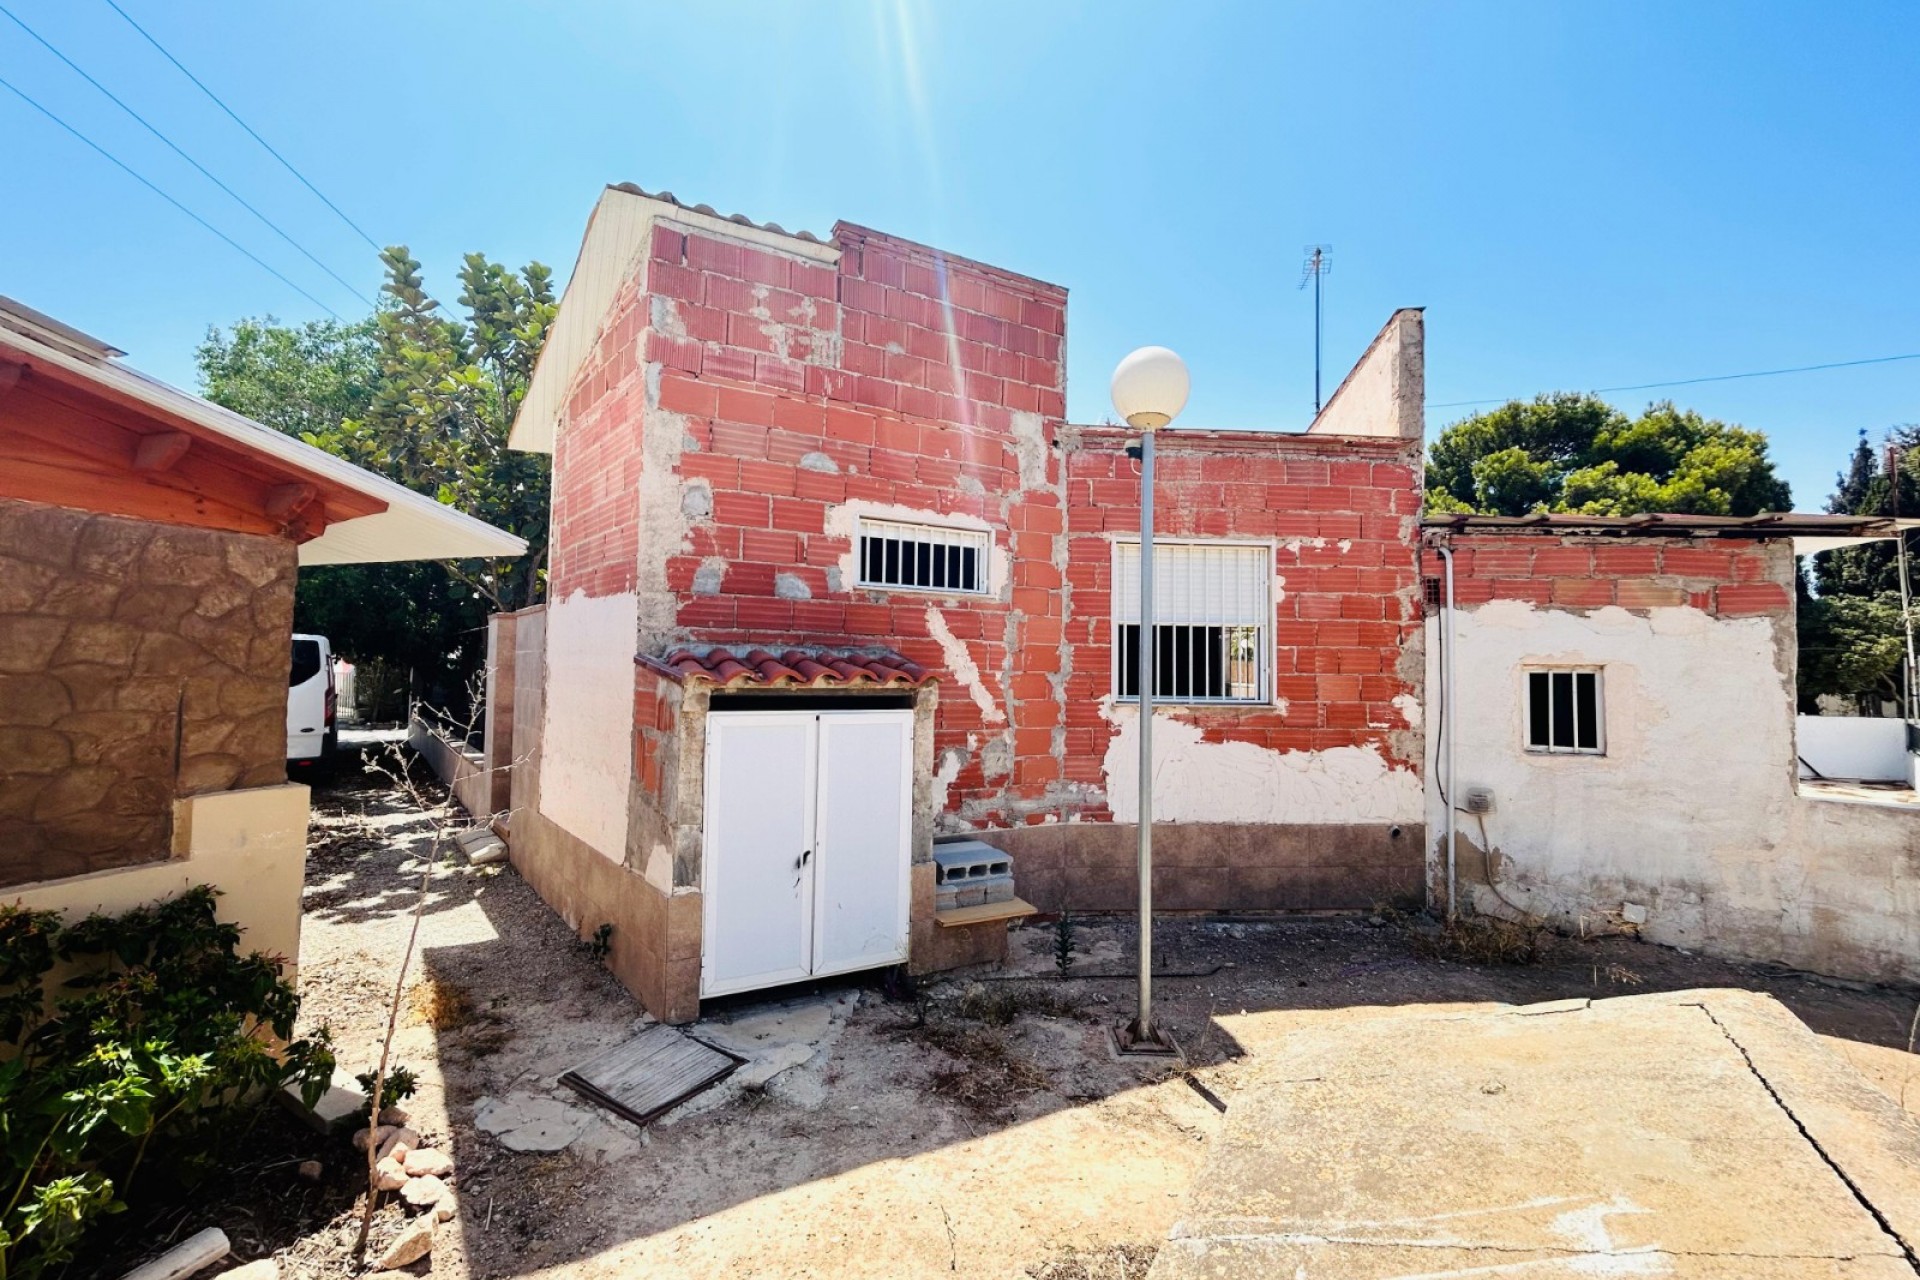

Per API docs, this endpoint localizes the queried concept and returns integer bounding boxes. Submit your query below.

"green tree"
[1798,428,1919,713]
[296,247,556,612]
[197,247,553,715]
[1426,393,1792,517]
[1797,588,1906,714]
[194,316,377,440]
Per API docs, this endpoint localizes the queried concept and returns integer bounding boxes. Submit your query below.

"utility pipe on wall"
[1435,541,1458,921]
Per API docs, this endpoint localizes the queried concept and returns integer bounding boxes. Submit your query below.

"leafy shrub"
[353,1063,418,1116]
[0,887,333,1280]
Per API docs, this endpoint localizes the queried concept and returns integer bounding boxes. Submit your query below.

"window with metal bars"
[1525,668,1604,754]
[856,518,990,595]
[1112,541,1271,704]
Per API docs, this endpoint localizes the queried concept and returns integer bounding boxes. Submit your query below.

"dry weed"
[907,1016,1051,1118]
[1025,1242,1159,1279]
[958,982,1080,1025]
[408,974,478,1030]
[1406,913,1543,965]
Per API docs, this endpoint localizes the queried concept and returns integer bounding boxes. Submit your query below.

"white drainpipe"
[1435,541,1459,921]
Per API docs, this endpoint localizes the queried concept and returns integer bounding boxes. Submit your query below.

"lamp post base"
[1111,1019,1182,1060]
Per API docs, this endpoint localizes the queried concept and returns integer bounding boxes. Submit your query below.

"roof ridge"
[606,182,827,244]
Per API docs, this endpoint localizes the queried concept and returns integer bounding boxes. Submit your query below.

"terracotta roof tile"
[646,646,932,690]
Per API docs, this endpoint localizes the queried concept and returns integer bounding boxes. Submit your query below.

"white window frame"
[854,517,992,596]
[1524,666,1606,755]
[1110,538,1273,706]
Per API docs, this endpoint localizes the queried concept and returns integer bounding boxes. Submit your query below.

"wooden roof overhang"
[0,340,386,543]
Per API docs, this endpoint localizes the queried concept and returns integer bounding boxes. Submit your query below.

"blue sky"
[3,1,1915,509]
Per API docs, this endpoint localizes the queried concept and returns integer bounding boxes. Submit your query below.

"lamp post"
[1109,346,1189,1048]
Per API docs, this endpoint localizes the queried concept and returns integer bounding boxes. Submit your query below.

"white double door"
[701,708,913,998]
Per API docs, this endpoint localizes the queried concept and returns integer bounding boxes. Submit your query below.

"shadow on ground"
[285,759,1920,1280]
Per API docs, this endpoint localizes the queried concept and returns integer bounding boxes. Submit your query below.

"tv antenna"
[1300,245,1332,413]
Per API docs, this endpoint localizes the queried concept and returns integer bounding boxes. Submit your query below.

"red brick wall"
[1424,535,1794,617]
[636,219,1073,827]
[1062,432,1425,818]
[549,271,650,601]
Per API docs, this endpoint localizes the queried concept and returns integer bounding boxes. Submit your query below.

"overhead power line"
[1431,352,1920,411]
[0,1,372,308]
[0,72,344,318]
[102,0,383,254]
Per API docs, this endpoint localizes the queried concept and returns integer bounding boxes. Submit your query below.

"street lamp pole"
[1109,346,1190,1048]
[1137,424,1156,1039]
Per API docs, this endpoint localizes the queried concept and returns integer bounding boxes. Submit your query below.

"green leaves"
[1,888,327,1280]
[1425,393,1792,518]
[344,246,554,613]
[196,245,556,716]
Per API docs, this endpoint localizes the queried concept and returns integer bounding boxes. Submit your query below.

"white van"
[287,633,337,771]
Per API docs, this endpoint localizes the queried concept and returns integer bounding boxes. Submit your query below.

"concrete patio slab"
[1151,989,1920,1279]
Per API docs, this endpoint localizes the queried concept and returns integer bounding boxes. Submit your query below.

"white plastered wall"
[538,589,638,861]
[1429,597,1920,982]
[11,783,309,975]
[1103,705,1424,825]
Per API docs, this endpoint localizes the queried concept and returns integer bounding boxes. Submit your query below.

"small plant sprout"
[1053,910,1077,976]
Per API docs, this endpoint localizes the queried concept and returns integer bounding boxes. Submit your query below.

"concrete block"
[932,840,1013,885]
[279,1066,366,1134]
[465,835,509,865]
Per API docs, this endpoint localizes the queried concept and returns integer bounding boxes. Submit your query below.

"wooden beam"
[18,373,388,520]
[0,434,279,537]
[265,482,317,521]
[131,430,192,472]
[3,390,342,539]
[286,503,327,544]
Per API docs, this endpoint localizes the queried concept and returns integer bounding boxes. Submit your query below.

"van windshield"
[290,639,322,688]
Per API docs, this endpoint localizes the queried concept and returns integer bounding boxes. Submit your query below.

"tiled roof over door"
[644,646,933,689]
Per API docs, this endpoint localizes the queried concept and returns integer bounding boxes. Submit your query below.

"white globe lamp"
[1109,346,1189,431]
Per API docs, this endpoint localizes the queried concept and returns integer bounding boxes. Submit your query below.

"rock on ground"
[401,1174,450,1208]
[350,1123,394,1152]
[402,1146,454,1178]
[375,1216,434,1271]
[375,1125,421,1162]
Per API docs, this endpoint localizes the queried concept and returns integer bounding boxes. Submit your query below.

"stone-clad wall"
[0,498,296,887]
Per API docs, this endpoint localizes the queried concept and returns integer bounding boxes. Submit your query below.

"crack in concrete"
[937,1201,957,1272]
[1686,1000,1920,1276]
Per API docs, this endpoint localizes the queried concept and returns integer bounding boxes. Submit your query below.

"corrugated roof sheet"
[1421,512,1908,539]
[646,646,933,689]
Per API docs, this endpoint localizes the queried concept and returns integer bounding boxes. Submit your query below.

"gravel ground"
[273,752,1920,1279]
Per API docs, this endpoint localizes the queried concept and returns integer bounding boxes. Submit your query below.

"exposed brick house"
[0,296,522,968]
[504,186,1428,1020]
[502,185,1915,1022]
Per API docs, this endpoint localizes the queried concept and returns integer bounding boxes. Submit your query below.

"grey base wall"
[977,821,1426,915]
